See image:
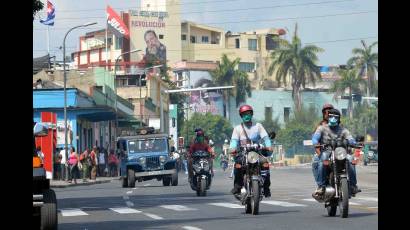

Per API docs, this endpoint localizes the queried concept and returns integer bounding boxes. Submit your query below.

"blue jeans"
[312,152,358,187]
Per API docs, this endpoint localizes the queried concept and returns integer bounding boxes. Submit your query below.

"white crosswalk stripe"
[160,205,197,211]
[60,209,89,217]
[261,200,307,207]
[182,226,203,230]
[207,203,243,209]
[355,196,378,202]
[110,207,142,214]
[302,198,361,206]
[143,213,164,220]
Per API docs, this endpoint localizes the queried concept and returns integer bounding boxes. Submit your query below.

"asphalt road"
[55,164,378,230]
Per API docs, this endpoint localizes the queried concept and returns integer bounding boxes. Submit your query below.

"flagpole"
[47,26,50,68]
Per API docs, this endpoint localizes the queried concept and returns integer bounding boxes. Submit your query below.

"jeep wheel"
[41,189,57,230]
[171,172,178,186]
[122,177,128,188]
[163,176,171,186]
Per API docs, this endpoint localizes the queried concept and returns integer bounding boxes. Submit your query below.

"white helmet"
[224,139,228,143]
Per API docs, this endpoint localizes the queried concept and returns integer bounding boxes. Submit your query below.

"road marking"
[144,213,164,220]
[368,206,378,209]
[160,205,197,211]
[60,209,89,217]
[123,195,129,200]
[261,200,307,207]
[302,198,316,202]
[110,207,142,214]
[355,197,378,202]
[182,226,202,230]
[349,202,361,205]
[125,201,134,207]
[143,184,151,187]
[207,203,243,209]
[133,187,137,190]
[126,191,133,194]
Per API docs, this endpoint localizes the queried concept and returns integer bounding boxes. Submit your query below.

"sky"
[33,0,378,66]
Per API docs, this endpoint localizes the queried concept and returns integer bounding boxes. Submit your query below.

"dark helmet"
[322,103,334,113]
[239,104,253,116]
[328,108,341,125]
[194,127,202,132]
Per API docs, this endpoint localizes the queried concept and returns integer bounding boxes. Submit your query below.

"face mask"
[197,136,204,143]
[328,117,338,127]
[242,114,253,122]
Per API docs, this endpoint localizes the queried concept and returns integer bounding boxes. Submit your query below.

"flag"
[40,1,55,26]
[106,5,130,39]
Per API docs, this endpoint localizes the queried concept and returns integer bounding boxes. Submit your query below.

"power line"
[304,36,378,44]
[42,0,354,19]
[33,10,377,31]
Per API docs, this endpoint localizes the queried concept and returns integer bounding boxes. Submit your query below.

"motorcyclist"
[311,108,362,196]
[229,105,273,197]
[187,129,215,183]
[312,103,334,192]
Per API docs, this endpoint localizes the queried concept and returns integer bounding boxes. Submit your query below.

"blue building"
[227,89,349,128]
[33,88,128,153]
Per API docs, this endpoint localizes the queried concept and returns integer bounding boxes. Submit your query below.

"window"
[128,98,133,103]
[284,107,291,122]
[128,77,137,86]
[159,34,164,39]
[115,37,122,49]
[201,36,209,43]
[235,38,240,48]
[238,62,255,72]
[248,39,257,51]
[266,35,278,50]
[181,34,187,40]
[107,37,112,46]
[117,78,127,87]
[190,36,196,43]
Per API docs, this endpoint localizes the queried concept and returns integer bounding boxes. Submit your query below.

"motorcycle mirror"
[269,131,276,140]
[170,146,176,152]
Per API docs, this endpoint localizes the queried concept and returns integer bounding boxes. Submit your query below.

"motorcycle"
[313,138,362,218]
[234,143,266,215]
[190,150,213,196]
[220,155,228,172]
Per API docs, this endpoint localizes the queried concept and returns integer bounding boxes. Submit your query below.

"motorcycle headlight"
[138,157,146,165]
[201,160,210,171]
[335,147,347,160]
[368,151,374,157]
[247,151,259,164]
[159,155,166,163]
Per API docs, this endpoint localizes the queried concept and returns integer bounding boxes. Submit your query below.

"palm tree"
[330,68,366,119]
[211,54,252,119]
[268,24,324,111]
[347,40,378,97]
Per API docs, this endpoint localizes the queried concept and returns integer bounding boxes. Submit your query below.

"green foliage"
[210,54,252,107]
[276,105,320,154]
[33,0,44,20]
[341,103,378,138]
[258,106,282,132]
[268,23,324,110]
[181,113,233,147]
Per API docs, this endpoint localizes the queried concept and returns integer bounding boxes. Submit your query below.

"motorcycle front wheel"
[339,178,349,218]
[251,180,260,215]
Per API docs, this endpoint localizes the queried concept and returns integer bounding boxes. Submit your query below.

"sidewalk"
[50,176,120,188]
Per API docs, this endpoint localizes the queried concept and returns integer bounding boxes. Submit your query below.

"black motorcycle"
[190,150,212,196]
[234,144,266,215]
[313,138,362,218]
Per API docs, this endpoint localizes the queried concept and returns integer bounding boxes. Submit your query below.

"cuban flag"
[40,1,55,26]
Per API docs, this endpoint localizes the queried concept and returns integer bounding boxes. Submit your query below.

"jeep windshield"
[128,138,168,154]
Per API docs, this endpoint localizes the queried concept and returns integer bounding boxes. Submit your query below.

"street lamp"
[113,49,142,136]
[63,22,97,180]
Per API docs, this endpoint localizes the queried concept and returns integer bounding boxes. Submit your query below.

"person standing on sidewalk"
[59,148,67,181]
[68,147,79,184]
[108,150,118,177]
[54,150,62,180]
[90,146,98,180]
[80,148,91,182]
[98,147,107,177]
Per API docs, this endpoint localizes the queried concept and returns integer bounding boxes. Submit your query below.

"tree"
[330,68,366,119]
[258,106,281,133]
[33,0,44,21]
[268,24,324,111]
[181,112,233,147]
[210,54,252,118]
[276,105,320,156]
[341,103,378,140]
[347,40,378,97]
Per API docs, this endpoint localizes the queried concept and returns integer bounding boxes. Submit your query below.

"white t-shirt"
[230,122,268,147]
[59,149,67,164]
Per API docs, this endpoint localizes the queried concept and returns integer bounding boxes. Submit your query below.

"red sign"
[106,5,130,39]
[36,112,57,179]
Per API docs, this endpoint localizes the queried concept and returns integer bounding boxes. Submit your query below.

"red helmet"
[322,103,334,113]
[239,105,253,115]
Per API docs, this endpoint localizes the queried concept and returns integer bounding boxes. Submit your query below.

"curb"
[50,178,115,188]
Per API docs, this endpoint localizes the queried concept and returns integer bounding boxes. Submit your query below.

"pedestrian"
[59,148,67,180]
[67,147,79,184]
[54,150,62,180]
[90,146,98,180]
[80,148,91,182]
[98,147,107,177]
[108,150,118,177]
